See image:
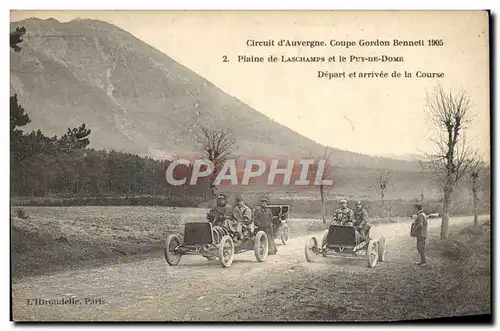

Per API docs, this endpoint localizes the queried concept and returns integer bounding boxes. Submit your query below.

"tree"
[469,155,485,228]
[424,84,476,239]
[196,126,237,195]
[319,147,335,224]
[375,169,393,212]
[315,147,334,224]
[416,160,427,203]
[10,26,26,52]
[10,94,31,133]
[303,147,336,224]
[58,123,92,151]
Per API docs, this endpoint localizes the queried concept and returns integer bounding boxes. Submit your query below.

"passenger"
[353,201,371,241]
[232,197,253,238]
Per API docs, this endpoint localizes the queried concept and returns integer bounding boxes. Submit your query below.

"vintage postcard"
[10,10,491,322]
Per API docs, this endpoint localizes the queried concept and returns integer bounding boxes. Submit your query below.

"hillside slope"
[10,18,419,171]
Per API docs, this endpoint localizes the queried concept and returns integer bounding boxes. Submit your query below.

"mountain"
[10,18,420,171]
[376,153,420,162]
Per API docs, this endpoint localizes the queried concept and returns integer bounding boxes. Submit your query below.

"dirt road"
[12,215,490,321]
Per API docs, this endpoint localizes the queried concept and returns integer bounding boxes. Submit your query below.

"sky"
[10,10,491,160]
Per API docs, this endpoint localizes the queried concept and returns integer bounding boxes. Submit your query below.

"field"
[11,206,207,278]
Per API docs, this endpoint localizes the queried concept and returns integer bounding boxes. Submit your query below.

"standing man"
[411,204,428,266]
[253,197,277,255]
[232,197,253,237]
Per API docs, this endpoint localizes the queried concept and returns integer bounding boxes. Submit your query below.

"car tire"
[164,234,182,266]
[218,235,234,268]
[281,224,290,245]
[305,236,318,262]
[254,230,269,262]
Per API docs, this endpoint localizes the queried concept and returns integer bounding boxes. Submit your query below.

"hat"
[217,194,227,199]
[261,197,269,202]
[236,197,243,202]
[340,199,347,204]
[356,201,362,205]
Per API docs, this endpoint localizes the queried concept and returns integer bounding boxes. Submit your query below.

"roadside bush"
[442,239,472,261]
[459,225,484,236]
[15,208,29,219]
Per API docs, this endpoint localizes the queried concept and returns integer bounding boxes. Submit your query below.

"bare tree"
[305,146,335,224]
[417,160,427,203]
[319,147,335,224]
[375,169,393,212]
[424,84,476,239]
[469,155,485,228]
[196,126,237,195]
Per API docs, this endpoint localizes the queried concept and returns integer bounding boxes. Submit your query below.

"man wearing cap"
[354,201,371,241]
[331,199,354,225]
[232,197,253,238]
[253,197,277,255]
[206,194,233,226]
[411,204,428,266]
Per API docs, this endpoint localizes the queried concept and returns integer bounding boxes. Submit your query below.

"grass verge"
[11,206,207,279]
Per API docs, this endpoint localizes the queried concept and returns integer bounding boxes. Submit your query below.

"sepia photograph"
[9,9,491,322]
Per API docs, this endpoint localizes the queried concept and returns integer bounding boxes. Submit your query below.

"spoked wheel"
[281,225,290,245]
[305,236,319,262]
[321,229,329,257]
[218,235,235,268]
[367,240,379,268]
[254,230,269,262]
[378,236,386,262]
[164,234,182,266]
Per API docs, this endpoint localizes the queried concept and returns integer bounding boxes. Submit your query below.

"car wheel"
[281,224,290,245]
[218,235,234,268]
[305,236,318,262]
[254,230,269,262]
[367,240,379,268]
[164,234,182,266]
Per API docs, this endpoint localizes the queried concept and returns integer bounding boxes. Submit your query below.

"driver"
[206,194,233,226]
[331,199,354,225]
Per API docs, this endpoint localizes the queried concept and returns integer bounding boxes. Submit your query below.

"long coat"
[253,206,274,228]
[412,211,428,238]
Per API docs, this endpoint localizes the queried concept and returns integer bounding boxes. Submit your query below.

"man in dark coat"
[411,204,428,266]
[253,197,277,255]
[206,194,233,226]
